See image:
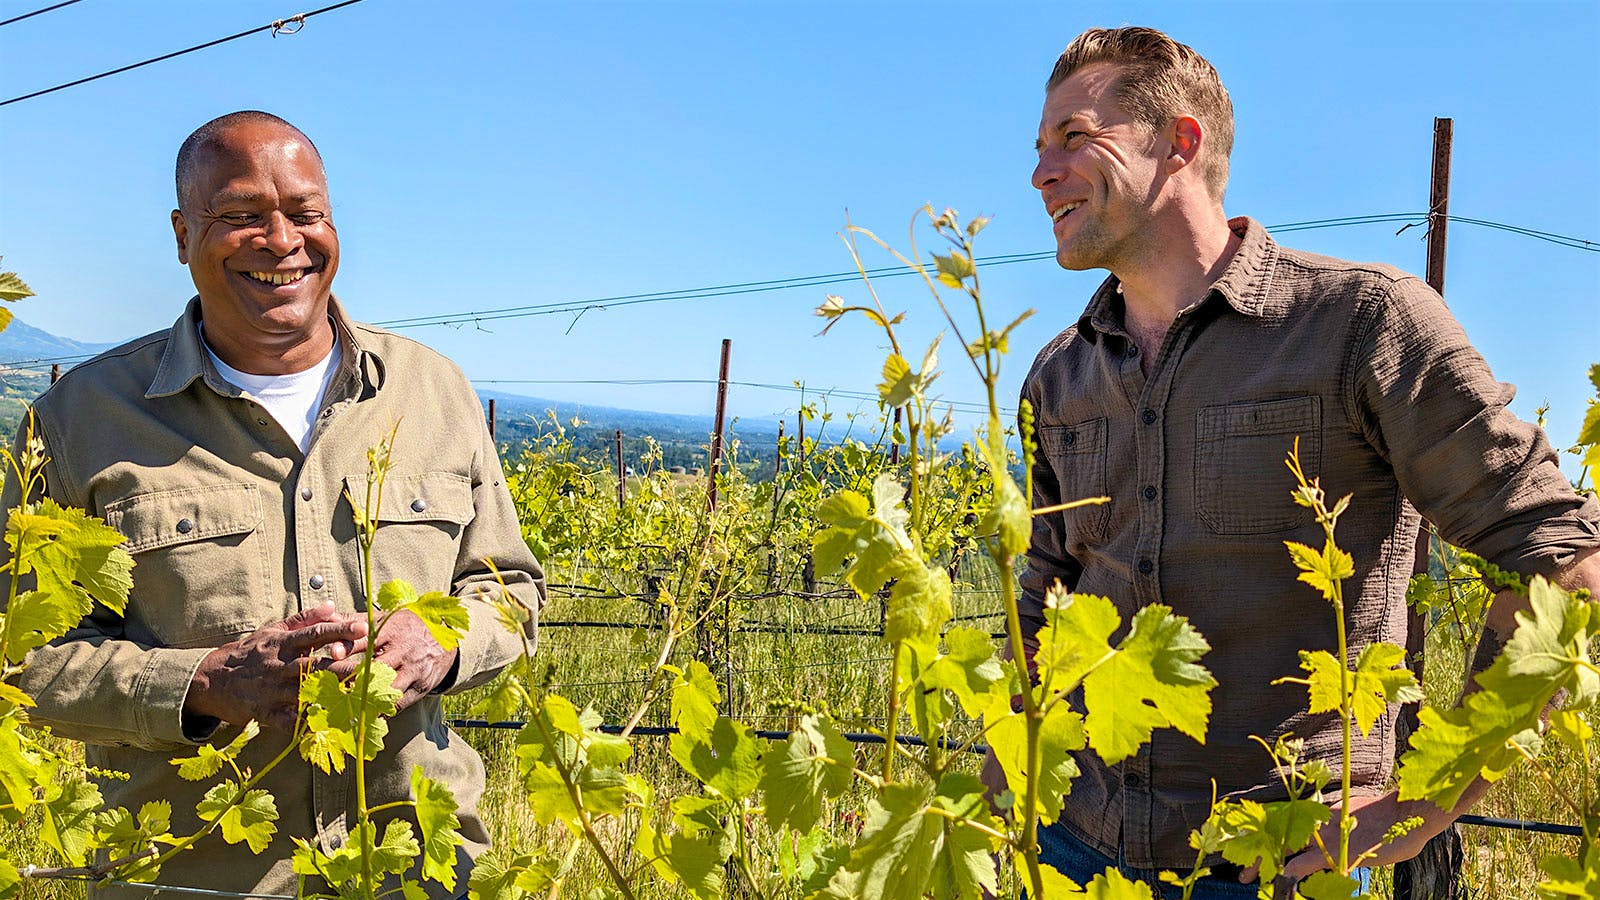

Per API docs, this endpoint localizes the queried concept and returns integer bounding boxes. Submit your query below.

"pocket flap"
[105,483,263,553]
[344,471,474,526]
[1039,418,1105,455]
[1197,396,1320,442]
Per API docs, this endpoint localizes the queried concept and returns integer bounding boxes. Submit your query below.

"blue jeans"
[1036,822,1371,899]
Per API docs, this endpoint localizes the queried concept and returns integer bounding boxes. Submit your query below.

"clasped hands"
[185,601,457,731]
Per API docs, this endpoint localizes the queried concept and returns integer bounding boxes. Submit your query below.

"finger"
[1282,848,1325,881]
[280,601,341,630]
[286,618,369,655]
[1240,863,1258,884]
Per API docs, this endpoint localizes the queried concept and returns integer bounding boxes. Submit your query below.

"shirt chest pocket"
[104,483,266,648]
[1194,396,1322,535]
[343,471,475,596]
[1038,417,1110,542]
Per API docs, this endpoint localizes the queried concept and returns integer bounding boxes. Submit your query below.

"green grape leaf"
[0,268,33,303]
[172,720,260,781]
[377,578,418,611]
[374,819,423,877]
[2,589,88,663]
[1080,867,1156,898]
[95,800,175,862]
[0,682,33,718]
[18,498,135,617]
[825,774,1001,900]
[671,660,720,743]
[933,251,974,289]
[467,660,532,723]
[885,560,952,647]
[1298,871,1363,900]
[670,715,762,800]
[1082,604,1216,765]
[398,882,429,900]
[880,353,916,408]
[403,592,470,652]
[515,697,632,826]
[196,782,277,854]
[1548,709,1594,753]
[983,691,1083,826]
[922,627,1005,718]
[467,852,557,900]
[1284,539,1355,603]
[978,426,1029,559]
[1350,642,1422,734]
[299,663,401,772]
[1539,843,1600,899]
[1296,650,1345,717]
[40,779,103,866]
[0,851,16,898]
[760,713,855,833]
[0,716,44,811]
[1031,856,1084,894]
[1206,798,1330,884]
[1399,576,1595,808]
[411,766,464,891]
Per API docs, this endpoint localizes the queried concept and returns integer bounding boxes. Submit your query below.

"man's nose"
[256,211,304,256]
[1032,151,1061,191]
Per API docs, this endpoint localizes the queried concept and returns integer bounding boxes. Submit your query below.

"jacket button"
[309,574,325,590]
[176,518,194,534]
[256,418,268,427]
[1142,485,1157,500]
[411,498,428,513]
[1063,432,1076,446]
[301,487,313,501]
[1137,559,1154,575]
[1141,409,1157,425]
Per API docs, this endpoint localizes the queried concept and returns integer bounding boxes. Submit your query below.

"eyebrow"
[1035,114,1089,151]
[209,191,327,207]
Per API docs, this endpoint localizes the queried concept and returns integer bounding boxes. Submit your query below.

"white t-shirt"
[202,326,342,453]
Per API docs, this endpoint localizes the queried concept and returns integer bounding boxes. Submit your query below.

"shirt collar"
[1074,216,1279,342]
[146,295,376,399]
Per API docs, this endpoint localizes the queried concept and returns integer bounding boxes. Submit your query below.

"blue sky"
[1,1,1596,473]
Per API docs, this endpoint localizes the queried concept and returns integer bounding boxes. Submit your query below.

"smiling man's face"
[172,119,339,373]
[1031,61,1168,274]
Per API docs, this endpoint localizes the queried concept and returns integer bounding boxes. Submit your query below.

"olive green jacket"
[5,297,544,897]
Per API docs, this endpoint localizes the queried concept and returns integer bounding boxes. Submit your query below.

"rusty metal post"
[487,398,496,442]
[50,364,60,384]
[615,429,626,510]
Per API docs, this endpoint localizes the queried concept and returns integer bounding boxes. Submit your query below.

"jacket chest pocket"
[344,471,474,596]
[1038,418,1110,543]
[1194,396,1322,535]
[104,483,266,648]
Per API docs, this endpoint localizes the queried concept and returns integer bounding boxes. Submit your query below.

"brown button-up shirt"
[5,297,545,897]
[1018,217,1600,869]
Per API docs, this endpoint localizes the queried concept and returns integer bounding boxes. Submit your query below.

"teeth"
[1051,202,1083,222]
[244,269,307,285]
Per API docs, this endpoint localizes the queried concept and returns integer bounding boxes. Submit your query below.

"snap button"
[256,418,269,427]
[1126,344,1139,357]
[1142,485,1157,501]
[301,487,313,501]
[410,498,427,513]
[309,574,325,590]
[1063,432,1076,446]
[1125,771,1143,788]
[176,518,195,534]
[1137,559,1154,575]
[1140,409,1157,425]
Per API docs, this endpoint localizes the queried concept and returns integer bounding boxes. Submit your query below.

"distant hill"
[0,319,119,369]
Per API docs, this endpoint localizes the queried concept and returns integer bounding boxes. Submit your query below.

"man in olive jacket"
[4,111,544,897]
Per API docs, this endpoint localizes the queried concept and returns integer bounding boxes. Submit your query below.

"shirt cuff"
[135,647,221,748]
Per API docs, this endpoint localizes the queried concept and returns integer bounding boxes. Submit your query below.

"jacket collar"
[146,295,374,399]
[1074,216,1278,342]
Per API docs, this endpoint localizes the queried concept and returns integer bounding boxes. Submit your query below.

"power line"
[0,0,83,28]
[3,212,1593,374]
[471,378,1012,415]
[0,0,369,107]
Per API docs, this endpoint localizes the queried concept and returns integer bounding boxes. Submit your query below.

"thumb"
[282,601,340,629]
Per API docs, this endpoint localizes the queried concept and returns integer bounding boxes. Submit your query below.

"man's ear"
[171,209,190,264]
[1166,115,1204,175]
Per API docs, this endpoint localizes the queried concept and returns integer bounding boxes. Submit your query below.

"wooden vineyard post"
[614,429,626,511]
[50,364,60,385]
[487,398,496,442]
[700,339,737,716]
[889,406,901,465]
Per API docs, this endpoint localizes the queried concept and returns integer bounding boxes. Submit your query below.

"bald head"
[175,111,326,212]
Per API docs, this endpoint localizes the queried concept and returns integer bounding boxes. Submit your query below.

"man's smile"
[238,266,316,286]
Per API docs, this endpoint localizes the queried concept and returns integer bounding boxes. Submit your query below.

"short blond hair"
[1048,27,1234,200]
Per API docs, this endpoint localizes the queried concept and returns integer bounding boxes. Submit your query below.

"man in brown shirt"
[5,111,544,897]
[1014,26,1600,895]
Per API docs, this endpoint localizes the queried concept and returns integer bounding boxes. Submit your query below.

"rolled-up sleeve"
[1348,276,1600,577]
